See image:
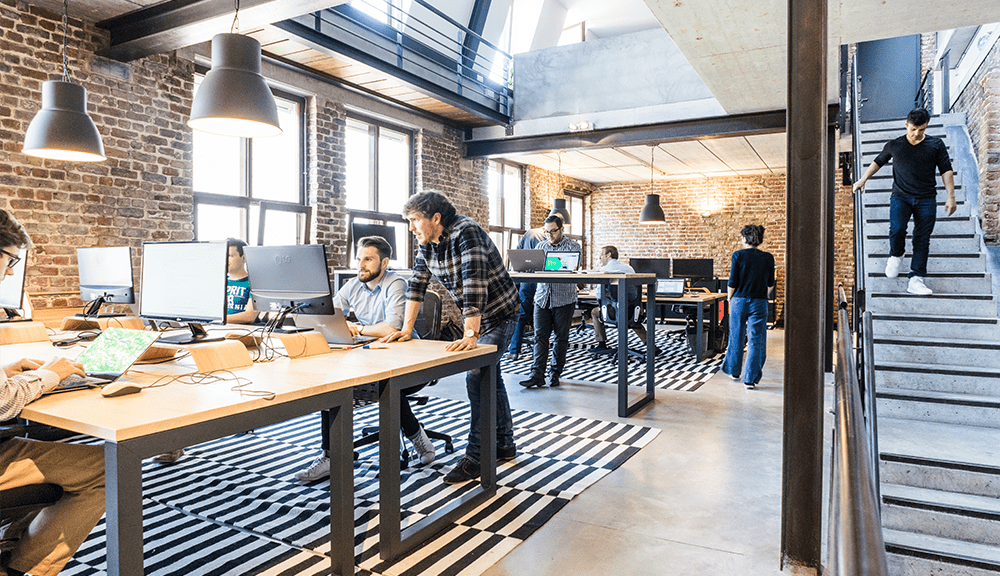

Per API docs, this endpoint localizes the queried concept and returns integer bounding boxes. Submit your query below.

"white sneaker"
[154,448,184,464]
[407,426,436,465]
[907,276,933,295]
[884,255,903,278]
[296,456,330,482]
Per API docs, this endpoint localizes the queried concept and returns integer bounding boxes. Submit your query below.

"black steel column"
[782,0,828,570]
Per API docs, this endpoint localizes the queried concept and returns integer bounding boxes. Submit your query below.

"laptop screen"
[656,278,686,296]
[543,251,581,271]
[75,327,161,374]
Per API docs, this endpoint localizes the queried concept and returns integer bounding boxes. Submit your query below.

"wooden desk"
[11,337,499,574]
[510,272,656,417]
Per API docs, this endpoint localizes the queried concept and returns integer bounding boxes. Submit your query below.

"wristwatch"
[464,328,479,339]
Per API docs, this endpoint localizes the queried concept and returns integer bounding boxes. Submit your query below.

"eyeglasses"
[543,228,562,235]
[0,248,21,270]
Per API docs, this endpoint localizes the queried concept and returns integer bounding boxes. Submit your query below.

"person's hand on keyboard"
[40,357,86,393]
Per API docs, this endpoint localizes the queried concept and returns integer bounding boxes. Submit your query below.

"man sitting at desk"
[295,236,436,482]
[519,214,580,388]
[589,246,658,355]
[0,208,105,576]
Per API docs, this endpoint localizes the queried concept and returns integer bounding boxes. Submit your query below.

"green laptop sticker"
[77,327,159,373]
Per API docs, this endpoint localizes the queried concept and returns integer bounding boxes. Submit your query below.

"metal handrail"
[829,287,888,576]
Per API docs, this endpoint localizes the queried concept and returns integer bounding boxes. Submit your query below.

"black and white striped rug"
[63,397,659,576]
[503,324,723,392]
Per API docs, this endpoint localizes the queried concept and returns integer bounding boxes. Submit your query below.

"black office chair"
[353,291,455,468]
[590,284,647,363]
[1,422,65,555]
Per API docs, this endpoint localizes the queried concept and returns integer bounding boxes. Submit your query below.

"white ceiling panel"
[660,141,730,173]
[745,133,787,169]
[700,137,768,172]
[578,147,636,165]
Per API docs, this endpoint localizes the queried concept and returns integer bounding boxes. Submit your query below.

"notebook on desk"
[508,249,546,272]
[543,251,581,272]
[47,327,161,394]
[291,308,378,347]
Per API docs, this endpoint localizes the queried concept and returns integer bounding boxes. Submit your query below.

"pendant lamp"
[547,153,571,224]
[22,0,105,162]
[189,2,281,138]
[639,145,665,223]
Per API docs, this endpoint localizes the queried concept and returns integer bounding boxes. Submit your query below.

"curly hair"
[402,192,457,225]
[741,224,765,247]
[0,209,31,250]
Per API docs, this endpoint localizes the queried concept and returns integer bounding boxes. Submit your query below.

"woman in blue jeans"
[723,224,775,389]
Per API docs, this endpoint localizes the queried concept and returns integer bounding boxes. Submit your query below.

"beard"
[358,266,382,283]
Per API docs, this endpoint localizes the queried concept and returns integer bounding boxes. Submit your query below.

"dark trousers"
[889,195,937,278]
[531,302,575,379]
[321,380,420,454]
[508,282,536,354]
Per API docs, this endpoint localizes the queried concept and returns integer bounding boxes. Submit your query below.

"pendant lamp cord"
[650,145,654,191]
[231,0,241,33]
[61,0,69,82]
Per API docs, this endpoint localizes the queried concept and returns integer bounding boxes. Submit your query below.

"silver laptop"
[290,308,378,347]
[508,249,546,272]
[544,251,581,272]
[656,278,686,297]
[48,327,161,394]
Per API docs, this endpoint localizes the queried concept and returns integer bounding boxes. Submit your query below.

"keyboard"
[48,374,113,395]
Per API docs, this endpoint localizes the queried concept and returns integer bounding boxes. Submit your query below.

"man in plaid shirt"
[383,192,519,484]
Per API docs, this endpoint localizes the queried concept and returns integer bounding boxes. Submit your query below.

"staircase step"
[864,201,971,219]
[879,418,1000,472]
[863,187,965,201]
[873,336,1000,370]
[860,117,951,132]
[874,360,1000,394]
[864,217,976,236]
[865,274,993,294]
[881,452,1000,498]
[876,388,1000,427]
[867,291,994,316]
[881,484,1000,547]
[884,529,1000,575]
[870,312,998,339]
[866,254,986,275]
[864,235,981,254]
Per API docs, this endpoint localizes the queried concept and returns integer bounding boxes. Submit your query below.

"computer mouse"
[101,382,143,398]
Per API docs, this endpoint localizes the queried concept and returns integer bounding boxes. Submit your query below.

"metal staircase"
[858,114,1000,575]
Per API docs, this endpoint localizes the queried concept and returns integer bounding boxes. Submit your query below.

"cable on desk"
[141,369,275,400]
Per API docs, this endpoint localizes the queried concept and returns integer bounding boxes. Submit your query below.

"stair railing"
[829,287,888,576]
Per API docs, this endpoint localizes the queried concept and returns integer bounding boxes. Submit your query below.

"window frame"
[192,71,309,245]
[487,160,524,261]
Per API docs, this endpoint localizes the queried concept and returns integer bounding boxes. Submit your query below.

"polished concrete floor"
[430,328,828,576]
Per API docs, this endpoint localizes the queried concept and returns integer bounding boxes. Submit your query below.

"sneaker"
[549,375,560,387]
[154,448,184,464]
[745,382,756,390]
[407,426,436,465]
[497,445,517,462]
[519,376,545,388]
[296,456,330,482]
[590,342,612,353]
[884,255,903,278]
[443,456,480,484]
[729,373,740,382]
[907,276,933,295]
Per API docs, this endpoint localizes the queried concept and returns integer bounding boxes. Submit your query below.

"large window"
[192,75,309,245]
[487,161,523,260]
[345,116,413,268]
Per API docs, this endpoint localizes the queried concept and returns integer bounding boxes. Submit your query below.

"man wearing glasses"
[520,214,580,388]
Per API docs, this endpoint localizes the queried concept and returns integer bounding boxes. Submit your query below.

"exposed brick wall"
[952,38,1000,243]
[0,1,195,309]
[920,33,937,107]
[310,99,349,269]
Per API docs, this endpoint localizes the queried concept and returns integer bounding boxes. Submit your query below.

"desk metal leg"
[379,355,498,561]
[617,277,654,417]
[327,389,354,576]
[695,302,705,363]
[105,442,144,576]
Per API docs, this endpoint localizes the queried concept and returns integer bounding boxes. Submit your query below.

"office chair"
[353,291,455,468]
[1,422,65,555]
[590,284,647,363]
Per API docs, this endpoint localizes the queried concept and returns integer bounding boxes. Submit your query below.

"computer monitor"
[630,257,671,279]
[77,246,134,317]
[671,258,714,281]
[243,244,335,332]
[139,241,228,345]
[0,249,26,320]
[351,222,397,257]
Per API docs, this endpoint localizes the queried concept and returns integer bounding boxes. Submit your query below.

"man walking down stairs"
[858,112,1000,575]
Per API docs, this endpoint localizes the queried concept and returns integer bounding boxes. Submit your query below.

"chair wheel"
[445,442,455,454]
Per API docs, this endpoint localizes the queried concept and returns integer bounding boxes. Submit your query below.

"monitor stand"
[157,322,224,345]
[79,297,124,318]
[0,308,27,323]
[271,307,311,334]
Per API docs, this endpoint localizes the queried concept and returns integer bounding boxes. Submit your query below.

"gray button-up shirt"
[534,236,582,309]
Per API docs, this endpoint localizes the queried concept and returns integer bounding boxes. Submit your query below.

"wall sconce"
[22,0,106,162]
[188,2,282,138]
[701,209,713,217]
[568,121,593,131]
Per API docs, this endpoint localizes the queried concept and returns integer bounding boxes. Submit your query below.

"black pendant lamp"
[188,2,282,138]
[22,0,105,162]
[547,153,571,225]
[639,145,665,223]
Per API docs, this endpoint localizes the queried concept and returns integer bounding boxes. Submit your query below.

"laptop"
[543,251,581,272]
[656,278,686,297]
[290,308,379,348]
[508,249,546,272]
[48,327,161,394]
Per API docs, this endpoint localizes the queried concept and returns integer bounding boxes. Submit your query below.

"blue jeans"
[531,302,575,379]
[723,297,768,385]
[889,195,937,278]
[466,318,516,463]
[508,282,536,354]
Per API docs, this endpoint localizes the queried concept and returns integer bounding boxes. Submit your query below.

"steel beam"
[97,0,349,62]
[781,0,828,571]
